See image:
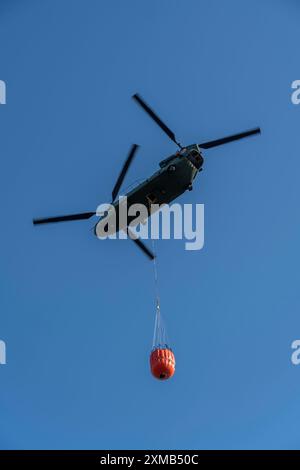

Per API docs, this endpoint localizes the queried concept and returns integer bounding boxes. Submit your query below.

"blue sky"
[0,0,300,449]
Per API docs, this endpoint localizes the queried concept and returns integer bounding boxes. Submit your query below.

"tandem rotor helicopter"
[33,94,261,260]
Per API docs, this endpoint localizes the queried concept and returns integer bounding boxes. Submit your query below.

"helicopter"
[33,93,261,260]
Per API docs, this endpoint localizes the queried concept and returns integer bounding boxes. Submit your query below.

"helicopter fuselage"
[95,145,203,236]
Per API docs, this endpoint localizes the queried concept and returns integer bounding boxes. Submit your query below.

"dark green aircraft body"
[97,144,203,235]
[124,144,202,207]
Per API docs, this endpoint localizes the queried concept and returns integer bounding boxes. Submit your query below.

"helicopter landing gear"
[168,165,176,173]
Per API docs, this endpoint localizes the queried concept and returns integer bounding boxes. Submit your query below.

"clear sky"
[0,0,300,450]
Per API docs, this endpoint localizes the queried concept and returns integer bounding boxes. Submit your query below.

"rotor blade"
[33,212,96,225]
[112,144,139,202]
[133,93,181,148]
[131,238,155,261]
[127,229,155,260]
[199,127,261,149]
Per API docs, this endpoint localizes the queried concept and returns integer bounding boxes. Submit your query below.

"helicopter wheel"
[168,165,176,173]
